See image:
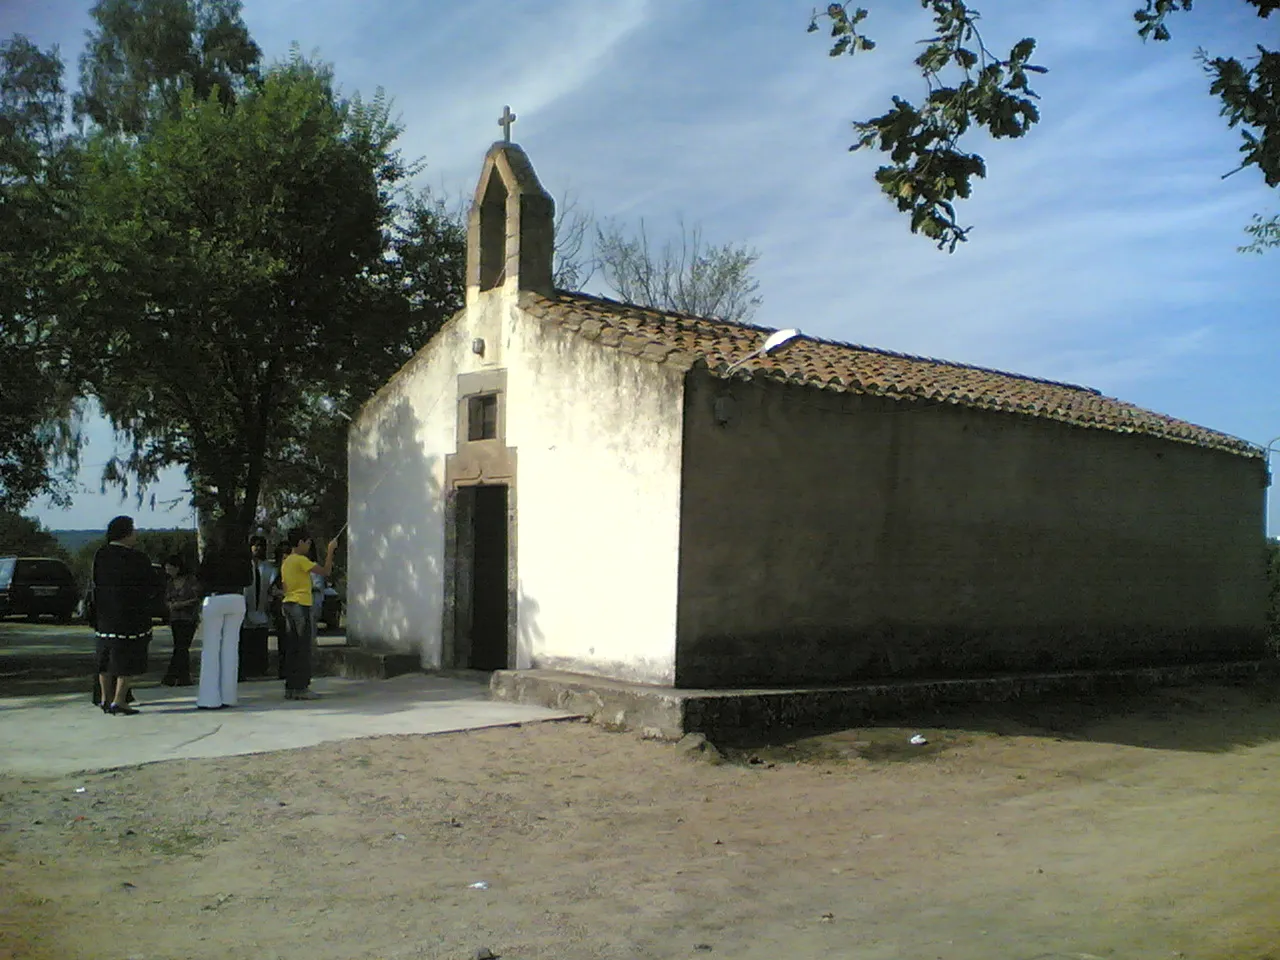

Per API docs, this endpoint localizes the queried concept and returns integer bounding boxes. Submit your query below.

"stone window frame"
[456,370,507,445]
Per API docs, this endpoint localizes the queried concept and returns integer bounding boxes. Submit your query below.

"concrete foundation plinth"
[490,660,1278,741]
[489,669,685,739]
[314,646,421,680]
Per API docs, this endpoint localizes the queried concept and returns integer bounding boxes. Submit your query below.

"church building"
[345,136,1270,689]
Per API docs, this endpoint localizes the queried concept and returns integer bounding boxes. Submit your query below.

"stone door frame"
[442,369,517,670]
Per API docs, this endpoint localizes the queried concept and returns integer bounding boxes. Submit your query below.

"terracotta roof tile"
[521,290,1262,458]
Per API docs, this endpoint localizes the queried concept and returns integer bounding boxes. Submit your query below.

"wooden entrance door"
[467,484,509,670]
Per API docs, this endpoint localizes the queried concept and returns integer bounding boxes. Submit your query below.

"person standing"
[239,535,274,680]
[309,540,325,647]
[279,527,337,701]
[271,542,289,679]
[195,519,252,710]
[161,554,200,686]
[92,516,154,716]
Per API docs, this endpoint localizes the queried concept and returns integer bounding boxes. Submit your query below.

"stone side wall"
[674,370,1270,688]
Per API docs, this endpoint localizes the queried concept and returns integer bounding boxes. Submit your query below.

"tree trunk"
[239,364,276,539]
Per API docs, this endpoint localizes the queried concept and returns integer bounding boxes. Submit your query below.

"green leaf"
[1010,38,1036,62]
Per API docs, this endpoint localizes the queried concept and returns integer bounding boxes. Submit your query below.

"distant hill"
[51,529,192,555]
[51,530,104,555]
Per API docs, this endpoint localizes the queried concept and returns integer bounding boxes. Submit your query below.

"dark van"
[0,557,79,622]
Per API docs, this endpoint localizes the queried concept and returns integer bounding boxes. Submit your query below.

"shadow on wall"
[348,395,444,660]
[517,580,544,670]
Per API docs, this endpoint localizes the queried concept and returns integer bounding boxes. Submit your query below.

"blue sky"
[8,0,1279,533]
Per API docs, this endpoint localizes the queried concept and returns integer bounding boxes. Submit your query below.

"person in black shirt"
[161,553,201,686]
[196,517,253,709]
[93,516,153,716]
[239,535,273,680]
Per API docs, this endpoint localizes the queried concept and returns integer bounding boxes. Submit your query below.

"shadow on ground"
[714,678,1280,758]
[0,619,346,700]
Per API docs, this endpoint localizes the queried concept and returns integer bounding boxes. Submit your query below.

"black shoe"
[100,702,111,714]
[108,704,139,716]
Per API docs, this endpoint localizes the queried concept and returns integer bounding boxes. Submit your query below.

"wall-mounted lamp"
[472,337,486,356]
[714,328,802,428]
[723,328,801,375]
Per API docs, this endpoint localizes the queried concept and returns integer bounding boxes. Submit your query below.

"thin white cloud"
[1014,327,1217,394]
[243,0,658,189]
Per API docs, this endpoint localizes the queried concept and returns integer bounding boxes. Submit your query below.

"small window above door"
[467,393,500,441]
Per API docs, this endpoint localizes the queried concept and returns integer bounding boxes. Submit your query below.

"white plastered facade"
[347,143,684,684]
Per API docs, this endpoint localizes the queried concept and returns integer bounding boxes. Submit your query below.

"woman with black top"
[195,518,253,710]
[93,515,153,716]
[161,553,200,686]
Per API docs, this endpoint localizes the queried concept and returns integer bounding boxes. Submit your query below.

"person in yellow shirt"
[279,527,337,700]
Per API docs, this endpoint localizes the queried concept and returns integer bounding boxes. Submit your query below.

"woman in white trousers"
[196,592,245,708]
[195,519,254,710]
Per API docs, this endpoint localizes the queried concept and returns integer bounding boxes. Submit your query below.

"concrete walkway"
[0,673,578,777]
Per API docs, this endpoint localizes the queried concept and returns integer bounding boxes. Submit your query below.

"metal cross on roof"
[498,105,517,143]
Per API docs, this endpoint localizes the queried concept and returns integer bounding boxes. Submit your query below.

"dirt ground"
[2,681,1279,960]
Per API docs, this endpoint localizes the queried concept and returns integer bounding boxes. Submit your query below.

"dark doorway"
[467,484,510,670]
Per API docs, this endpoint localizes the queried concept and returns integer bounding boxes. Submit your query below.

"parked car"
[0,557,79,622]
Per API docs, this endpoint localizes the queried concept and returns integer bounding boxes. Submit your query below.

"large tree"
[551,190,596,291]
[72,52,458,535]
[812,1,1278,250]
[593,218,763,322]
[0,36,83,511]
[258,190,466,543]
[75,0,262,135]
[0,512,70,560]
[65,0,467,538]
